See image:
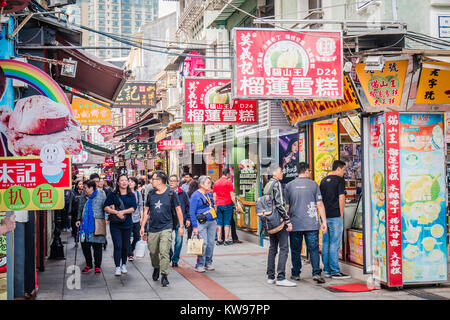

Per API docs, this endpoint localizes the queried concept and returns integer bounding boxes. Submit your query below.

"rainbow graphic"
[0,59,72,114]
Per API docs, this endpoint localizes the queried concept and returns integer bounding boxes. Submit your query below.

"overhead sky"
[158,0,177,18]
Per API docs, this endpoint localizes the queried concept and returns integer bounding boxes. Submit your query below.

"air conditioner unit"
[364,56,385,71]
[47,0,76,8]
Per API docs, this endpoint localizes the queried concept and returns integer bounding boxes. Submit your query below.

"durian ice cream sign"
[233,28,343,100]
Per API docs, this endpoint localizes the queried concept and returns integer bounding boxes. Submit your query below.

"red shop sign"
[0,156,71,189]
[234,28,343,100]
[384,111,402,287]
[98,125,116,136]
[184,78,257,124]
[157,139,186,151]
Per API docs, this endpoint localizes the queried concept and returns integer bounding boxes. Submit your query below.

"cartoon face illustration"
[40,144,66,164]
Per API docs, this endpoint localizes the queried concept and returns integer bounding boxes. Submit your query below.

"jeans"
[267,228,289,281]
[148,229,172,275]
[322,217,343,275]
[221,210,239,241]
[197,220,217,267]
[216,204,233,227]
[169,224,183,264]
[81,242,102,268]
[110,224,132,267]
[128,222,141,256]
[290,230,322,277]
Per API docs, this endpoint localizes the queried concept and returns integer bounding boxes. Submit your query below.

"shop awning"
[81,140,114,155]
[51,36,128,105]
[114,115,160,137]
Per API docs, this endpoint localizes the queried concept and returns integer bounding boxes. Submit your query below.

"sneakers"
[121,265,128,274]
[82,266,92,274]
[95,267,101,274]
[195,266,205,273]
[128,255,134,261]
[152,268,160,281]
[276,279,297,287]
[313,275,326,284]
[161,274,169,287]
[290,275,301,281]
[267,278,276,284]
[324,273,332,278]
[332,272,351,279]
[115,267,122,276]
[205,264,215,271]
[216,240,224,245]
[224,240,233,246]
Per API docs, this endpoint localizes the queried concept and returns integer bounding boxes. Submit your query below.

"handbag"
[108,195,126,224]
[187,234,204,256]
[94,218,106,236]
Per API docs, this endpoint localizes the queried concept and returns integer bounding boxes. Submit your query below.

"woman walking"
[189,176,217,273]
[128,176,143,260]
[104,174,137,276]
[71,179,84,246]
[76,180,107,274]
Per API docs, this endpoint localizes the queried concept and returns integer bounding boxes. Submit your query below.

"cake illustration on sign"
[0,95,82,156]
[40,143,67,183]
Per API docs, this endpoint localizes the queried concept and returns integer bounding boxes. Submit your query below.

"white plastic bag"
[135,240,147,258]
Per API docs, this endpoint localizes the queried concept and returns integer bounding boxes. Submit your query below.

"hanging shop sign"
[348,114,361,135]
[72,97,111,125]
[112,82,156,108]
[298,132,306,163]
[279,132,299,185]
[184,78,257,124]
[125,108,136,127]
[416,61,450,104]
[355,60,408,108]
[98,125,116,136]
[181,124,204,144]
[125,143,152,154]
[340,117,360,142]
[155,128,167,143]
[313,118,338,184]
[71,150,89,164]
[281,74,360,124]
[0,60,81,156]
[233,28,343,100]
[399,114,447,283]
[102,156,114,168]
[157,139,186,151]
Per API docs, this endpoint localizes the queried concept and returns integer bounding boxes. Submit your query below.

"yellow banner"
[71,98,111,125]
[355,60,408,107]
[313,118,338,184]
[281,74,361,124]
[0,188,65,211]
[416,61,450,104]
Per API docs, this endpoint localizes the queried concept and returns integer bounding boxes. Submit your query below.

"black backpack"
[148,189,178,230]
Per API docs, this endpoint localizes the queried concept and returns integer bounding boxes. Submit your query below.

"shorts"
[216,204,233,227]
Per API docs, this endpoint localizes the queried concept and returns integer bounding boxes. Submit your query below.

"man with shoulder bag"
[257,164,296,287]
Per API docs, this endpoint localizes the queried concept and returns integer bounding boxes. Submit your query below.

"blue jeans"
[289,230,322,277]
[169,224,183,264]
[196,220,217,267]
[216,204,233,227]
[322,217,343,275]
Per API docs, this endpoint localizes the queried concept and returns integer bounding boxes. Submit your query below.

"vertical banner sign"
[416,61,450,104]
[234,28,343,100]
[355,60,408,108]
[0,213,5,300]
[184,78,257,124]
[369,114,387,283]
[384,112,402,287]
[279,133,299,185]
[399,114,447,283]
[313,118,338,184]
[298,132,306,163]
[125,108,136,127]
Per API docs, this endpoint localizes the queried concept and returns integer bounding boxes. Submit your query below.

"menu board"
[369,114,387,283]
[298,132,306,163]
[399,114,447,283]
[348,229,364,265]
[313,118,338,184]
[340,117,360,142]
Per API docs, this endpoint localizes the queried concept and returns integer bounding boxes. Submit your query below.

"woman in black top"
[70,179,84,246]
[104,174,137,277]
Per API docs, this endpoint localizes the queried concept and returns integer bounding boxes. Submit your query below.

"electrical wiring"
[405,36,450,50]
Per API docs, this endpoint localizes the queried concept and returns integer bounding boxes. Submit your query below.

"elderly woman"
[76,180,107,274]
[189,175,217,273]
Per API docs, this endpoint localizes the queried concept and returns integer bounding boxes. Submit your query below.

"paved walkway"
[35,229,450,300]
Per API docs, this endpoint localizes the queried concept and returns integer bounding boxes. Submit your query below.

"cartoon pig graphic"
[40,144,66,183]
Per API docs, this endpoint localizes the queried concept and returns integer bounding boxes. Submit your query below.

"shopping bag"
[187,235,204,256]
[135,240,147,258]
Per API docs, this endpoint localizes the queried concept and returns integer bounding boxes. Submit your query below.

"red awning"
[51,36,128,104]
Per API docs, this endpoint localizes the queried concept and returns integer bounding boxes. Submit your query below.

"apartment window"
[113,5,119,11]
[98,20,105,26]
[98,4,105,9]
[122,27,132,33]
[121,0,130,3]
[145,14,153,20]
[113,51,120,57]
[135,13,141,20]
[98,12,105,18]
[135,6,142,12]
[135,21,141,27]
[112,13,119,19]
[113,28,119,33]
[122,13,131,19]
[123,5,131,11]
[122,20,131,26]
[99,50,106,56]
[112,21,119,26]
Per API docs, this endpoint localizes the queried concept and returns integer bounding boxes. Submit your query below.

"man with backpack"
[261,164,296,287]
[139,171,184,287]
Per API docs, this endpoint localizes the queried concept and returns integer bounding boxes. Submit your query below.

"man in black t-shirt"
[319,160,350,280]
[140,171,184,287]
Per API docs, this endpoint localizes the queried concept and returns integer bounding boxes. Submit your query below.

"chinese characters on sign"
[184,78,257,124]
[234,28,343,100]
[125,143,152,154]
[71,97,111,125]
[355,60,408,108]
[98,125,116,137]
[281,74,360,124]
[157,139,186,151]
[112,82,156,108]
[416,61,450,104]
[384,111,403,287]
